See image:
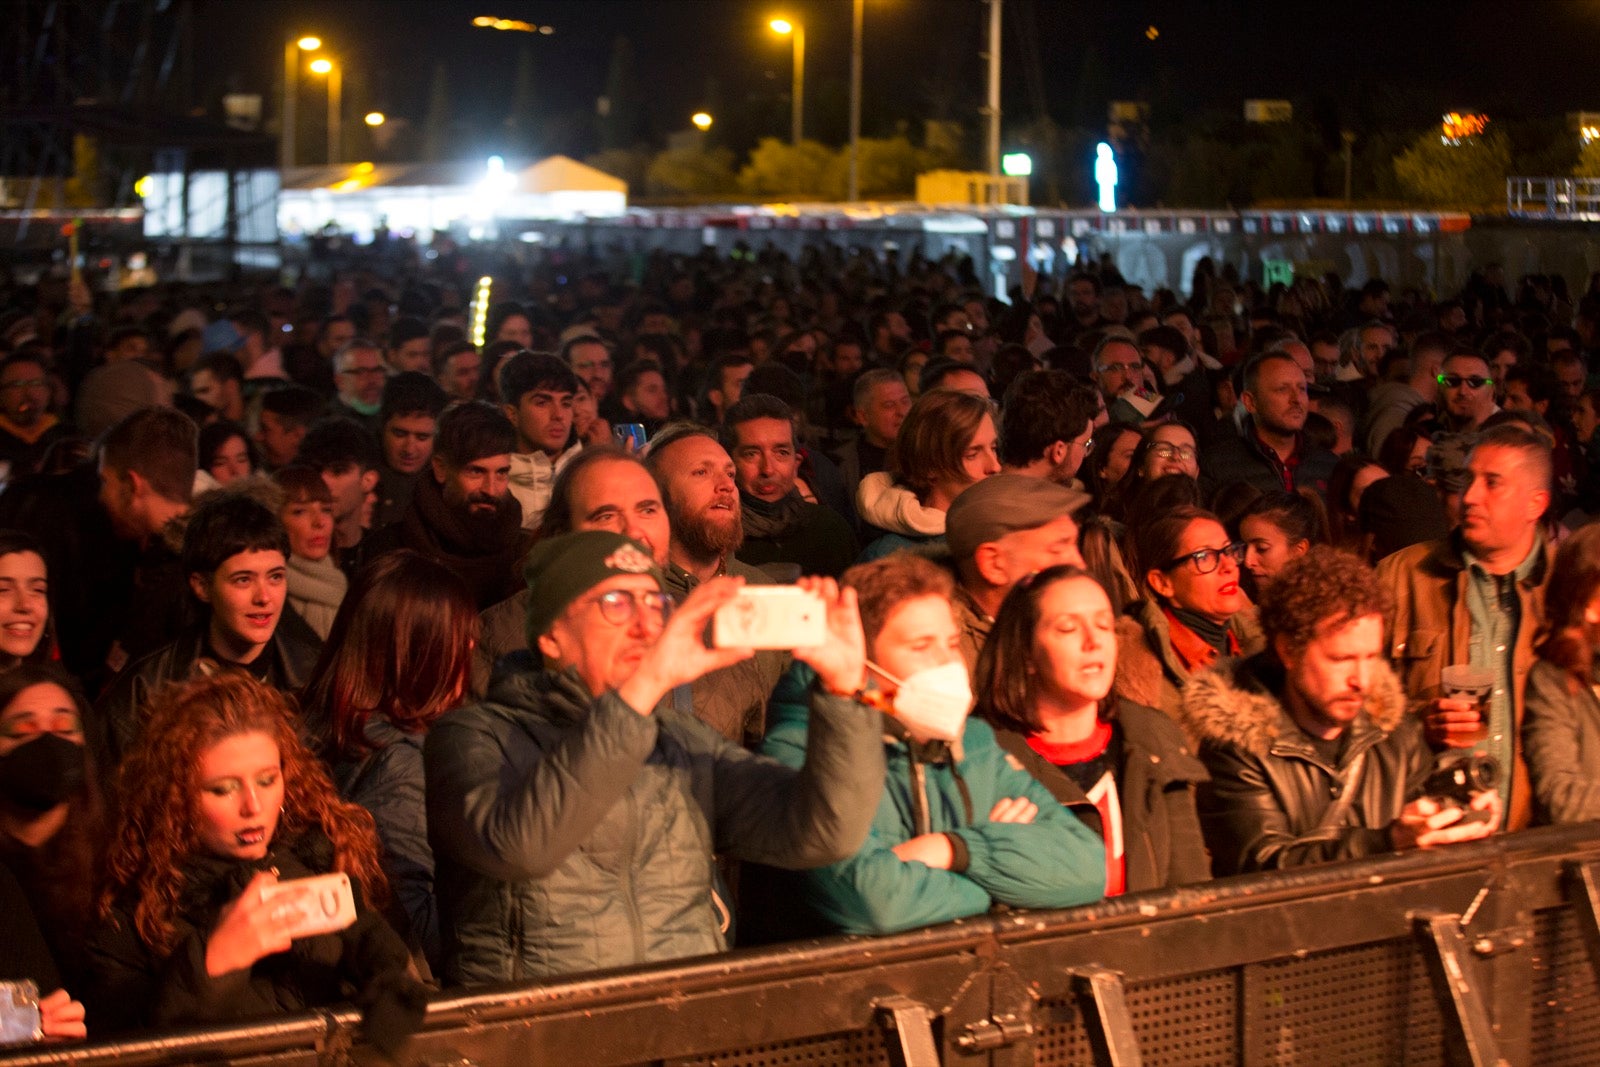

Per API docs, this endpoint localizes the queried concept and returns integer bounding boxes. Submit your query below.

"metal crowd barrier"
[6,823,1600,1066]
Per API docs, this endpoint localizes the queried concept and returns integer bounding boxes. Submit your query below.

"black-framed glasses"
[589,589,674,626]
[1162,541,1247,574]
[1437,373,1493,390]
[1150,442,1198,462]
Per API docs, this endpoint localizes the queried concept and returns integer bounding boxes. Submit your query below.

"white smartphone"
[712,586,827,650]
[260,872,358,940]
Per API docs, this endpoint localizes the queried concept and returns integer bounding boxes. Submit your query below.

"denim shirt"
[1462,535,1543,812]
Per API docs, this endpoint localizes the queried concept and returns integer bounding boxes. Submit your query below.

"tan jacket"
[1373,534,1553,832]
[1113,599,1264,726]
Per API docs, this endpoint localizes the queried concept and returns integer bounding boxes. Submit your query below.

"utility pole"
[848,0,863,201]
[985,0,1002,176]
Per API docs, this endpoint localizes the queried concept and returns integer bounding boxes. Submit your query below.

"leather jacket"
[1181,653,1432,875]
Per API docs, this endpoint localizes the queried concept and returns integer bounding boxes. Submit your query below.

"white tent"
[275,155,629,241]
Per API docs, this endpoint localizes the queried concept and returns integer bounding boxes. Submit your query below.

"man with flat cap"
[425,530,885,984]
[945,473,1089,671]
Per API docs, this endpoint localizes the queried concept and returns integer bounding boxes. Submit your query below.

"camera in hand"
[1422,751,1499,807]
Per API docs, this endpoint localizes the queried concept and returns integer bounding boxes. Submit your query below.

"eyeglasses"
[1150,443,1198,462]
[0,379,46,391]
[1098,360,1144,374]
[589,588,674,626]
[1162,541,1247,574]
[1079,436,1095,455]
[1437,374,1493,390]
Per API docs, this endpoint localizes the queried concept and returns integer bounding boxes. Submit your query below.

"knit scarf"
[288,554,348,640]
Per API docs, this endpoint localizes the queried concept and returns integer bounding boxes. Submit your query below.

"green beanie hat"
[523,530,664,649]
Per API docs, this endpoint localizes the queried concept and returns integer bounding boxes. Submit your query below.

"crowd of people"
[0,239,1596,1047]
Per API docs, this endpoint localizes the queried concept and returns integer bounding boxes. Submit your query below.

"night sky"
[198,0,1600,157]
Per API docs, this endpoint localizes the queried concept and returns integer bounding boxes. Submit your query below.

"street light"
[691,112,713,131]
[308,58,342,164]
[473,15,555,33]
[281,35,322,169]
[365,111,385,127]
[769,16,805,146]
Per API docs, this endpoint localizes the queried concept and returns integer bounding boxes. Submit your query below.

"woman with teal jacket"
[759,553,1105,936]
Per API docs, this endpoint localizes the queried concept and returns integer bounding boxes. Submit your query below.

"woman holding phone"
[86,673,423,1040]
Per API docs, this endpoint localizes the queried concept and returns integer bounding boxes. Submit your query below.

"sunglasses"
[1437,374,1493,390]
[1162,541,1247,575]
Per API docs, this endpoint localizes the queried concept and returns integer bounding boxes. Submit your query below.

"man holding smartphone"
[426,530,884,985]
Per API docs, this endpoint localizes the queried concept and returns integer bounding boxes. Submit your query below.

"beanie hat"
[523,530,663,646]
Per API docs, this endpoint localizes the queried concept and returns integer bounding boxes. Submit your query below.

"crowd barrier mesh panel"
[1248,938,1445,1066]
[1530,905,1600,1065]
[666,1026,892,1067]
[1123,967,1239,1066]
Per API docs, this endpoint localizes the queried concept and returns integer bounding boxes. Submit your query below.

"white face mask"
[868,659,974,742]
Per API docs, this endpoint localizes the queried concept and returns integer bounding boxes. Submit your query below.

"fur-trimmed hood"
[1180,651,1407,757]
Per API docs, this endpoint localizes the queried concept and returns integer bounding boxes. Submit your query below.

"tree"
[645,146,737,197]
[738,138,839,198]
[1393,128,1511,210]
[838,136,925,200]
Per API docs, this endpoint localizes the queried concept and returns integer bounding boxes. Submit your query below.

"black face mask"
[0,733,85,813]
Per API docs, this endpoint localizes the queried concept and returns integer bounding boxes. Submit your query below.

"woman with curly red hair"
[84,672,424,1043]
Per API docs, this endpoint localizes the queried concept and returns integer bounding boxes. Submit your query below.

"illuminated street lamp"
[308,58,342,164]
[281,35,322,169]
[691,112,713,131]
[364,112,386,127]
[769,16,805,146]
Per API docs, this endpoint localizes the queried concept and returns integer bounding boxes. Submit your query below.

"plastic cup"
[1440,665,1494,744]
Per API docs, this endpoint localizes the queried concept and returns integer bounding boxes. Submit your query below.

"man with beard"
[1091,336,1161,425]
[645,422,788,745]
[1181,547,1497,875]
[1436,349,1499,434]
[724,395,855,580]
[368,401,533,609]
[1201,352,1336,500]
[1064,272,1109,341]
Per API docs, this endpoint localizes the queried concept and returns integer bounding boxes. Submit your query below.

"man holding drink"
[1376,424,1555,830]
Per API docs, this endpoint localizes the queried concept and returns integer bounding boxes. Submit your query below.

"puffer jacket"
[424,665,883,985]
[84,828,421,1036]
[1114,598,1264,724]
[987,699,1212,892]
[1374,532,1552,831]
[1180,652,1431,875]
[1521,659,1600,825]
[335,720,438,972]
[856,471,946,561]
[759,664,1106,936]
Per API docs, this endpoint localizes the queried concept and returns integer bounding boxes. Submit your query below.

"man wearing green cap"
[425,529,885,984]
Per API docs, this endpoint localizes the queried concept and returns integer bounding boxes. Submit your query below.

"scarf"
[0,412,58,445]
[288,554,348,640]
[401,474,528,607]
[740,490,807,540]
[1169,605,1230,654]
